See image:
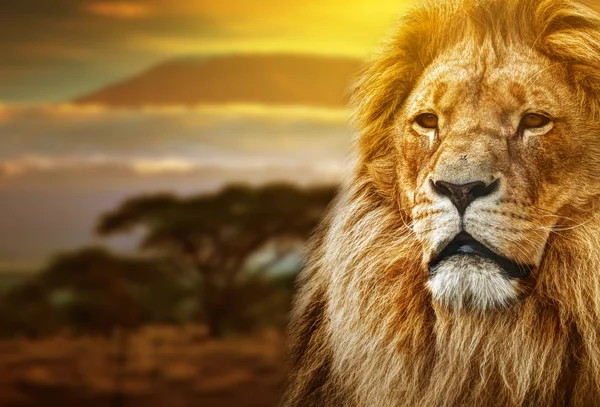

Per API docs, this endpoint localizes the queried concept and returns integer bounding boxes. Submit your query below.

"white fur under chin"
[427,254,518,310]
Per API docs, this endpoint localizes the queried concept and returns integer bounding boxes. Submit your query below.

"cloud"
[0,154,346,180]
[0,104,350,163]
[0,103,350,187]
[131,158,195,174]
[86,2,155,19]
[0,155,56,177]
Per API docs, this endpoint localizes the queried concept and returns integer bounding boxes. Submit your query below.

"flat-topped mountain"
[75,54,363,108]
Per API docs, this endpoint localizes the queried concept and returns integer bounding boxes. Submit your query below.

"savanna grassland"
[0,326,284,407]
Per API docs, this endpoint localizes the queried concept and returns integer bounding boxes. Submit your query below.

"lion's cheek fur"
[323,186,435,406]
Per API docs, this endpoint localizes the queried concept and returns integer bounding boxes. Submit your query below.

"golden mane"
[282,0,600,406]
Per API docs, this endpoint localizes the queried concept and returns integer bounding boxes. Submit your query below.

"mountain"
[74,54,364,108]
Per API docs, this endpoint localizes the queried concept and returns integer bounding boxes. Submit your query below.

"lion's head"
[357,0,600,312]
[284,0,600,406]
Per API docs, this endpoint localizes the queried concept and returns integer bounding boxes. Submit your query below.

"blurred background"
[12,0,600,406]
[0,1,417,406]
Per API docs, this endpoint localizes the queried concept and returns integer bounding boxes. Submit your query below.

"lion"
[281,0,600,406]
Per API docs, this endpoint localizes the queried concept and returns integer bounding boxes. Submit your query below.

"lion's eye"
[520,113,551,129]
[415,113,438,129]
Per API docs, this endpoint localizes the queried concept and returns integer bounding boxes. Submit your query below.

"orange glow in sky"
[0,0,417,102]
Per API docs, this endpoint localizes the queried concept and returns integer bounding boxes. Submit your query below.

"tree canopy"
[0,248,190,336]
[96,183,336,337]
[0,183,336,338]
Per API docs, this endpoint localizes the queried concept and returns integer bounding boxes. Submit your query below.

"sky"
[1,0,415,103]
[4,0,600,271]
[0,0,418,270]
[0,105,351,271]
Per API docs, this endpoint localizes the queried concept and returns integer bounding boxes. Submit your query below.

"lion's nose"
[432,179,499,215]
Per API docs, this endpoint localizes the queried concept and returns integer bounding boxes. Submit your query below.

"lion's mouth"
[428,232,533,278]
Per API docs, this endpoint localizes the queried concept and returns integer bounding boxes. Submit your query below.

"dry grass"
[0,325,284,407]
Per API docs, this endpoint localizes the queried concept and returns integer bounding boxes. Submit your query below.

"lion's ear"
[365,156,397,199]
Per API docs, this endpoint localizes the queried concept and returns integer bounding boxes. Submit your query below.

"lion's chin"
[427,254,520,311]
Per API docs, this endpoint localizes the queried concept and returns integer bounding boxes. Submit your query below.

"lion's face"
[398,44,600,310]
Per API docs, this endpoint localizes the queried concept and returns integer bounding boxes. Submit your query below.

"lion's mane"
[282,1,600,406]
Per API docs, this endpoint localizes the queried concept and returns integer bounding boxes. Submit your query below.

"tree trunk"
[112,327,128,407]
[200,277,224,339]
[206,305,224,338]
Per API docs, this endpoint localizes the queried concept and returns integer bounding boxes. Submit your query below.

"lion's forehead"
[406,49,566,122]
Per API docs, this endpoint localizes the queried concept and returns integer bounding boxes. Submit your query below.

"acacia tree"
[36,248,185,332]
[96,183,335,337]
[0,248,186,336]
[32,247,186,407]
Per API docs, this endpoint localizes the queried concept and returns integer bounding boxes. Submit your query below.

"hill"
[75,54,363,108]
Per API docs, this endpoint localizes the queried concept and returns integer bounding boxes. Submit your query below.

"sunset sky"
[2,0,416,103]
[3,0,600,272]
[2,0,427,270]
